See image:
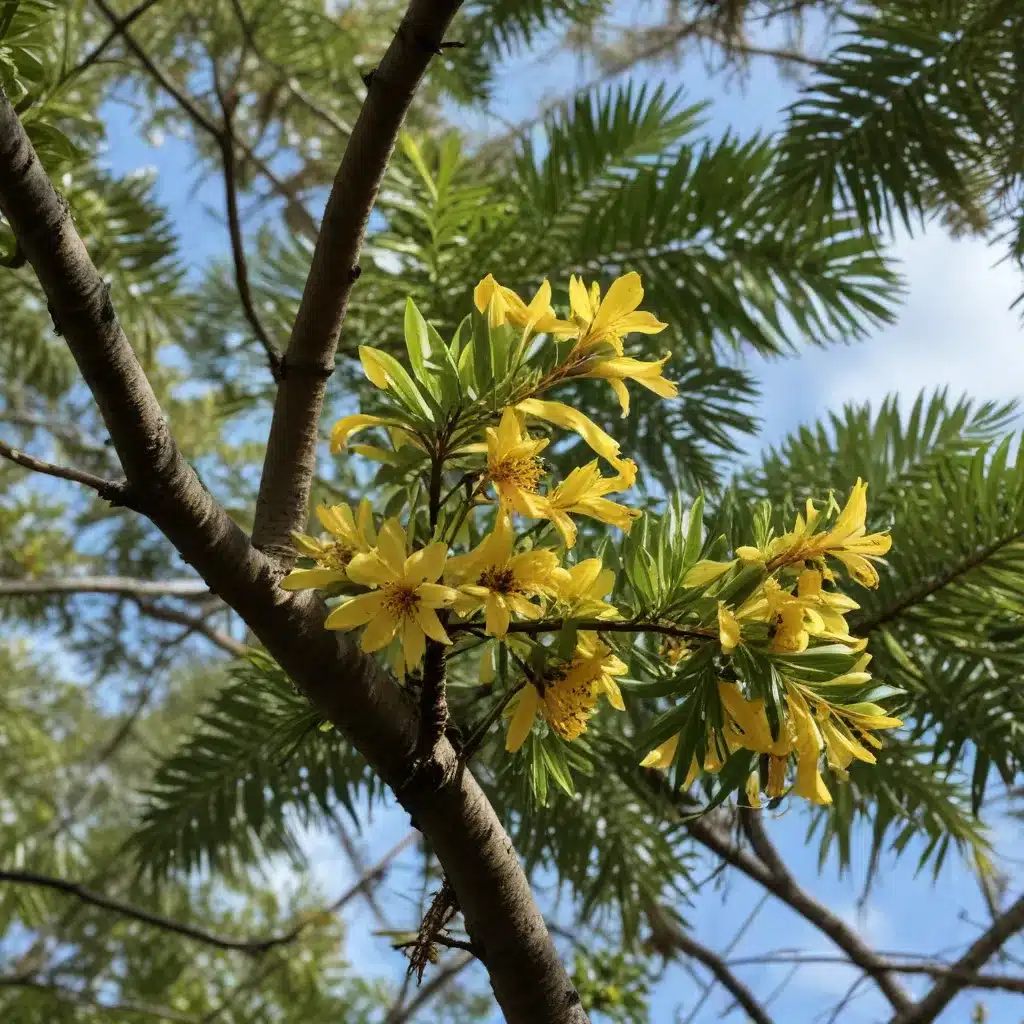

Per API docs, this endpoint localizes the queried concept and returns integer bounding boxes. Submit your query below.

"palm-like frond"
[132,655,376,878]
[773,0,1019,233]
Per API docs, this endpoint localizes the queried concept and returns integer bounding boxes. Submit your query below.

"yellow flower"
[325,519,457,676]
[546,459,640,548]
[515,398,627,473]
[786,685,833,805]
[446,514,560,637]
[549,558,621,620]
[504,638,626,751]
[484,407,551,518]
[640,734,678,770]
[474,274,575,335]
[568,271,668,355]
[760,479,892,586]
[718,603,741,652]
[282,500,377,591]
[583,354,678,416]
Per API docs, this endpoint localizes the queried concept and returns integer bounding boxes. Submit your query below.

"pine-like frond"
[773,0,1018,233]
[132,655,377,878]
[807,741,991,878]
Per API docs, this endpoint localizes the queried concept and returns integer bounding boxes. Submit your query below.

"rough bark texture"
[251,0,463,561]
[0,73,588,1024]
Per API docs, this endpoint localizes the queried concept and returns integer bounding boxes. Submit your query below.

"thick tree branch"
[250,0,465,561]
[0,575,209,598]
[656,915,775,1024]
[892,891,1024,1023]
[643,776,913,1014]
[0,82,586,1024]
[0,438,132,505]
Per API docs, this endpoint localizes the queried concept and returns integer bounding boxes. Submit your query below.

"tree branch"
[227,0,353,138]
[892,891,1024,1023]
[0,438,132,505]
[454,617,715,641]
[90,0,319,240]
[641,775,913,1015]
[853,527,1024,634]
[0,575,209,598]
[0,976,195,1023]
[250,0,465,561]
[386,951,475,1024]
[212,61,282,377]
[131,597,247,656]
[735,806,913,1012]
[656,915,775,1024]
[721,953,1024,995]
[0,77,586,1024]
[0,835,413,957]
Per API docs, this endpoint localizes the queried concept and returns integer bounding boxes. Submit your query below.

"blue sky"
[93,8,1024,1024]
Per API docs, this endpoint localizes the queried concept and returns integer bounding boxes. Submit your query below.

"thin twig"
[679,893,770,1024]
[386,951,475,1024]
[227,0,353,137]
[211,60,282,377]
[891,891,1024,1022]
[723,952,1024,995]
[131,597,247,657]
[0,975,196,1023]
[90,0,318,238]
[0,438,131,505]
[455,616,716,642]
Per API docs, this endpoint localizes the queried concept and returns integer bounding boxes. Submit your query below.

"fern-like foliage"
[773,0,1020,234]
[132,655,377,878]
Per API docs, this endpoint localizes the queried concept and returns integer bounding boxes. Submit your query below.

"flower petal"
[415,605,452,644]
[280,567,348,591]
[346,552,395,587]
[405,542,448,583]
[324,591,384,629]
[505,686,540,752]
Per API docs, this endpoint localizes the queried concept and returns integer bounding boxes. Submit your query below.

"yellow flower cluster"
[285,272,672,752]
[643,480,900,806]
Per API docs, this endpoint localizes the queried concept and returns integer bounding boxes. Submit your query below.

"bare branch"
[90,0,319,240]
[892,892,1024,1023]
[227,0,353,138]
[0,835,414,958]
[386,952,475,1024]
[722,953,1024,995]
[0,438,132,505]
[640,775,914,1015]
[654,912,775,1024]
[131,597,247,656]
[70,0,165,80]
[0,78,586,1024]
[250,0,465,561]
[211,62,283,377]
[0,976,195,1023]
[0,575,209,598]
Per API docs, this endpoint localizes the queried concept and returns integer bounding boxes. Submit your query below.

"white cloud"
[822,230,1024,411]
[749,228,1024,449]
